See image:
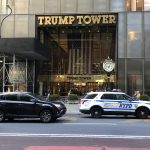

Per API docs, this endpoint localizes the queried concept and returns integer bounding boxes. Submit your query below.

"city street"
[0,113,150,150]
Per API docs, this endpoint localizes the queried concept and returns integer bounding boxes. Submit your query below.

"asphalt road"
[0,114,150,150]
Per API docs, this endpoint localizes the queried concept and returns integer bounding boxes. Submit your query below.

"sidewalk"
[65,103,81,115]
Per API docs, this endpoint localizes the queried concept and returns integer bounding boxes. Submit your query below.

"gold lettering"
[45,16,51,25]
[37,14,117,26]
[68,16,75,24]
[91,15,101,24]
[38,16,44,25]
[83,15,91,24]
[102,15,109,23]
[77,16,84,24]
[109,15,116,23]
[59,16,68,24]
[51,16,58,25]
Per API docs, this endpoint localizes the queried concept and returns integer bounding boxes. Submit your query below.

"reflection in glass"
[38,26,116,75]
[127,13,143,57]
[144,12,150,57]
[37,24,117,94]
[118,13,125,58]
[144,59,150,95]
[110,0,125,12]
[126,0,143,11]
[127,59,143,96]
[144,0,150,11]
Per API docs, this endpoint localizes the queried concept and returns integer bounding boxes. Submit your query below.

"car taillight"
[80,99,88,104]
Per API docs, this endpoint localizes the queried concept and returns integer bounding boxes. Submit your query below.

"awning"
[0,38,50,60]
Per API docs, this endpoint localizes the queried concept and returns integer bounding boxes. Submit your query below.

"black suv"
[0,92,67,123]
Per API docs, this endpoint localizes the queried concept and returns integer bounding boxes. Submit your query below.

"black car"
[0,92,67,123]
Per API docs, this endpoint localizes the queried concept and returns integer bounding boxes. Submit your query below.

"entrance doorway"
[37,16,117,96]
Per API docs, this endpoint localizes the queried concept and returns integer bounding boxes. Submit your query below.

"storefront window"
[127,0,143,11]
[39,25,116,76]
[37,15,117,94]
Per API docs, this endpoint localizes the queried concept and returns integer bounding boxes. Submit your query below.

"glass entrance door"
[38,24,117,95]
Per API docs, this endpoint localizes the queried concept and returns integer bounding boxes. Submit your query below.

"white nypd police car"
[79,91,150,119]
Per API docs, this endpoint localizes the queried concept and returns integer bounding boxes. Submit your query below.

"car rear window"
[84,94,98,99]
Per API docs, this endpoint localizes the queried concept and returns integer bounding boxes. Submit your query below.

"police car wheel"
[91,107,102,118]
[136,108,149,119]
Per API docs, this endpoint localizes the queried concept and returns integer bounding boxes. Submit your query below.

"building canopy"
[0,38,50,60]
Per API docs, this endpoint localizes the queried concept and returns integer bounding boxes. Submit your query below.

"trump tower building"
[0,0,150,96]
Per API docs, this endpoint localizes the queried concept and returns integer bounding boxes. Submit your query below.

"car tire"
[136,108,149,119]
[0,110,5,122]
[40,110,53,123]
[91,107,102,118]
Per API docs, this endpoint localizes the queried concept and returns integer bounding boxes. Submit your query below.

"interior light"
[128,31,137,40]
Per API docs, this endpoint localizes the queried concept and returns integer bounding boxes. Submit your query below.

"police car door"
[101,93,119,113]
[115,94,135,114]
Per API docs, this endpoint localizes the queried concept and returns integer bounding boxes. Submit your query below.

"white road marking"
[62,123,117,125]
[0,133,150,139]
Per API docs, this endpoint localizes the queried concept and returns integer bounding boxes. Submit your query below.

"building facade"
[0,0,150,96]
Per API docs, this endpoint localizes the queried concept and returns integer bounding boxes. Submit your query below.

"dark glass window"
[127,59,143,96]
[123,94,133,100]
[116,94,125,100]
[115,94,132,100]
[101,94,116,100]
[20,95,33,102]
[5,95,18,101]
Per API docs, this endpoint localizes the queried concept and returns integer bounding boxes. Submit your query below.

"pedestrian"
[133,90,140,99]
[47,89,51,100]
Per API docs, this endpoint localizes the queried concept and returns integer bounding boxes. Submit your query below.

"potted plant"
[139,94,150,101]
[68,94,79,103]
[48,94,60,101]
